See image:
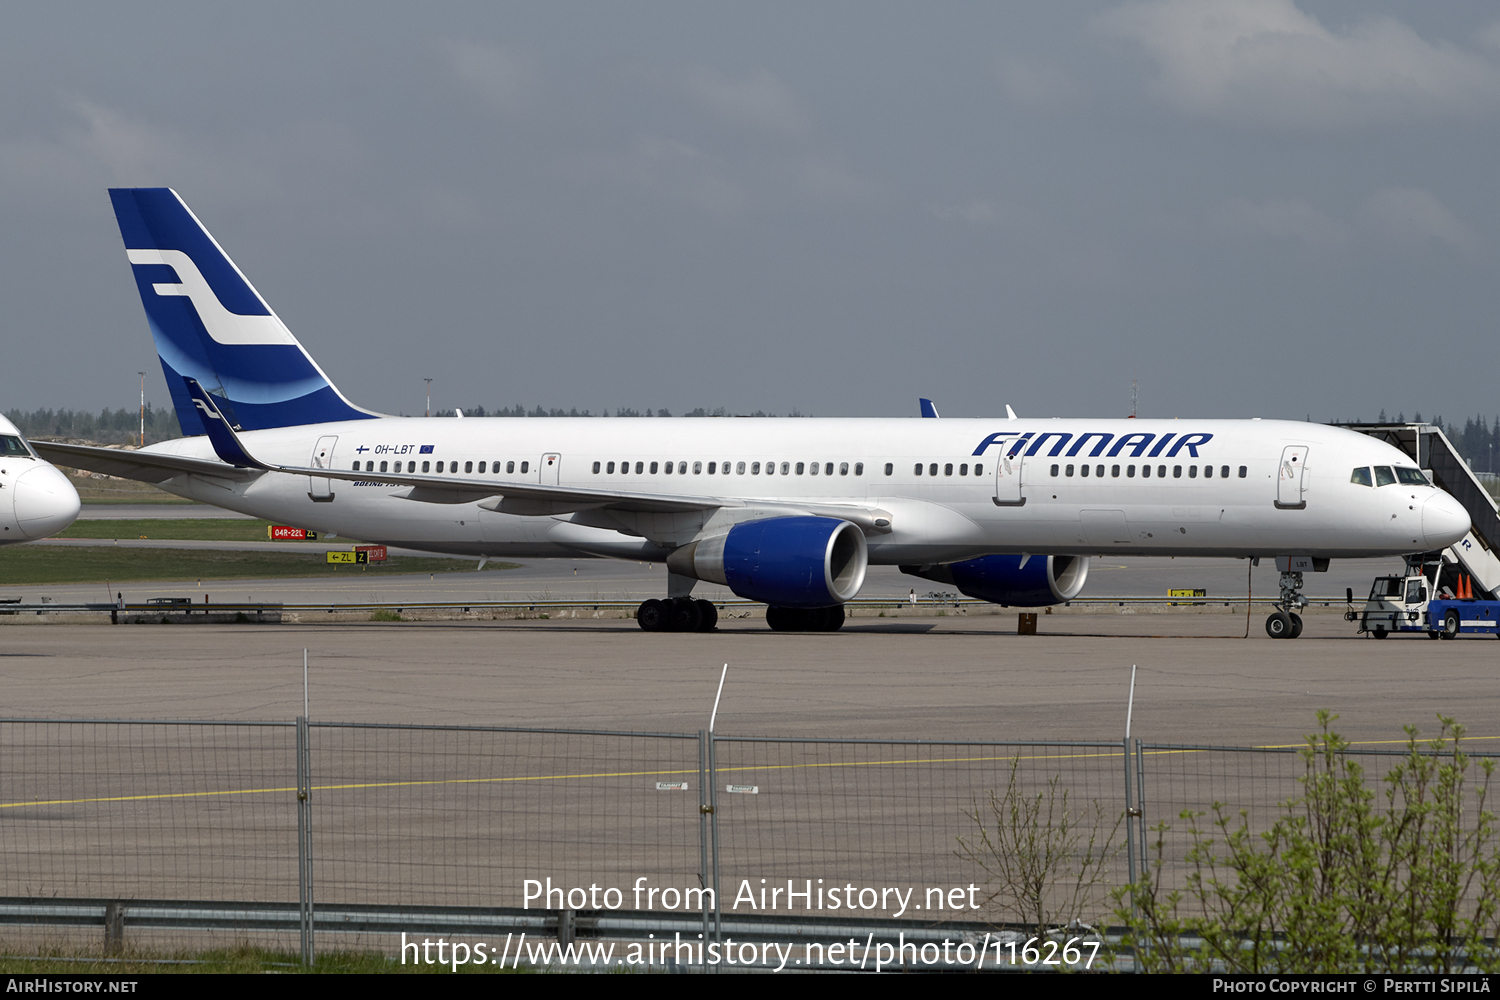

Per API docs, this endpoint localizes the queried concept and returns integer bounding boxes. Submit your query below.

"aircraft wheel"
[637,599,667,632]
[695,599,718,632]
[1288,613,1303,639]
[766,607,793,631]
[1265,612,1290,639]
[669,597,702,633]
[1373,626,1388,639]
[1442,610,1461,640]
[822,605,846,632]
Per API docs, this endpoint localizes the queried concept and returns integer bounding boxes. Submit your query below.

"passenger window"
[1158,465,1167,477]
[1111,465,1120,478]
[796,462,805,475]
[1374,466,1396,487]
[650,462,659,474]
[506,461,515,474]
[1203,465,1212,478]
[693,461,702,475]
[706,462,715,475]
[478,462,486,474]
[593,461,601,474]
[914,463,923,476]
[422,461,431,473]
[944,463,953,476]
[1142,465,1150,478]
[738,462,747,474]
[606,461,615,474]
[855,463,864,476]
[1220,465,1229,479]
[974,464,982,476]
[1188,466,1197,478]
[929,463,939,477]
[752,462,761,474]
[883,463,892,476]
[664,461,673,474]
[636,462,644,474]
[808,462,818,476]
[1095,465,1104,477]
[679,462,687,474]
[1051,464,1059,477]
[825,463,833,475]
[839,462,848,475]
[521,461,529,474]
[1127,465,1136,478]
[379,461,388,473]
[1080,464,1090,478]
[1350,467,1372,487]
[1066,464,1075,477]
[779,462,788,475]
[959,464,968,476]
[1239,466,1247,478]
[1173,466,1182,479]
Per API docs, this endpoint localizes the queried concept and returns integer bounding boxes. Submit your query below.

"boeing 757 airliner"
[36,188,1471,637]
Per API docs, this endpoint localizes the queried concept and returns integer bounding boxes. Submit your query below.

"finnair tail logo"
[126,248,297,347]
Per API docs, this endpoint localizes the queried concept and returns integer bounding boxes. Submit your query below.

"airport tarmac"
[0,610,1493,750]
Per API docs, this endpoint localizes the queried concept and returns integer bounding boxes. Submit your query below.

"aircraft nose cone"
[1422,491,1470,550]
[13,464,81,539]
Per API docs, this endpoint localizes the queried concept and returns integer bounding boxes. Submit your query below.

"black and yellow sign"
[326,550,369,565]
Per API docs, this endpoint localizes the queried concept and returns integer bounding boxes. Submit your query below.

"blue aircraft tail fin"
[109,188,379,435]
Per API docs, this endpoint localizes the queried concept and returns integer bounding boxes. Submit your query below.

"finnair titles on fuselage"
[43,187,1471,637]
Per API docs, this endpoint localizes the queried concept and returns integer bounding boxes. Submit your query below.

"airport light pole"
[424,378,432,418]
[138,372,146,446]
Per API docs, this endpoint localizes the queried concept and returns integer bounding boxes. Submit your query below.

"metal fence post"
[296,715,314,966]
[697,729,710,969]
[708,733,722,966]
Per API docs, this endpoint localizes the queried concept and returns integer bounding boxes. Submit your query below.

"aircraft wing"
[31,440,260,484]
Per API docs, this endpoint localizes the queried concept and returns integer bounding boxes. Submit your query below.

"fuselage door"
[309,435,338,502]
[1275,445,1309,510]
[993,443,1025,507]
[540,453,561,486]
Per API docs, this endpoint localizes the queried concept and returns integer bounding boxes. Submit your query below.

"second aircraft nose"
[1422,491,1471,550]
[14,464,81,540]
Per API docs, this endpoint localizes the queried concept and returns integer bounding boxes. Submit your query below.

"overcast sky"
[2,1,1498,423]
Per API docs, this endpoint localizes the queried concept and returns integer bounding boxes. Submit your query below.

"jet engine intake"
[901,554,1088,606]
[668,515,868,607]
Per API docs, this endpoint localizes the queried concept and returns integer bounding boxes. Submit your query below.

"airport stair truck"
[1340,422,1500,638]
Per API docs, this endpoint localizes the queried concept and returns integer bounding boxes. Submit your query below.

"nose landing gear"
[1265,570,1307,639]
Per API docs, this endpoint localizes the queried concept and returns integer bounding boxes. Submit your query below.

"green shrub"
[1117,712,1500,974]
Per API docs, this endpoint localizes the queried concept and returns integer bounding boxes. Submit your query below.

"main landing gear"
[766,605,846,632]
[1265,569,1307,640]
[636,598,718,632]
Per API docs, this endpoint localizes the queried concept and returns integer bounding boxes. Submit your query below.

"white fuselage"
[0,414,81,545]
[137,416,1468,566]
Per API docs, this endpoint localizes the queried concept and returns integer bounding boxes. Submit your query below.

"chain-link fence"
[2,717,1497,964]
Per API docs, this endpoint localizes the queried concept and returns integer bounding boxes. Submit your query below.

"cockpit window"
[1374,466,1397,487]
[1350,467,1372,487]
[1395,467,1429,486]
[0,435,32,458]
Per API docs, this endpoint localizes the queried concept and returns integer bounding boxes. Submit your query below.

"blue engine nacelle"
[667,516,868,607]
[900,554,1089,606]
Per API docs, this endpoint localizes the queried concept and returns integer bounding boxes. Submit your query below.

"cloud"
[1215,198,1347,249]
[995,57,1080,110]
[1359,188,1482,256]
[1097,0,1500,128]
[682,68,811,135]
[443,40,535,114]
